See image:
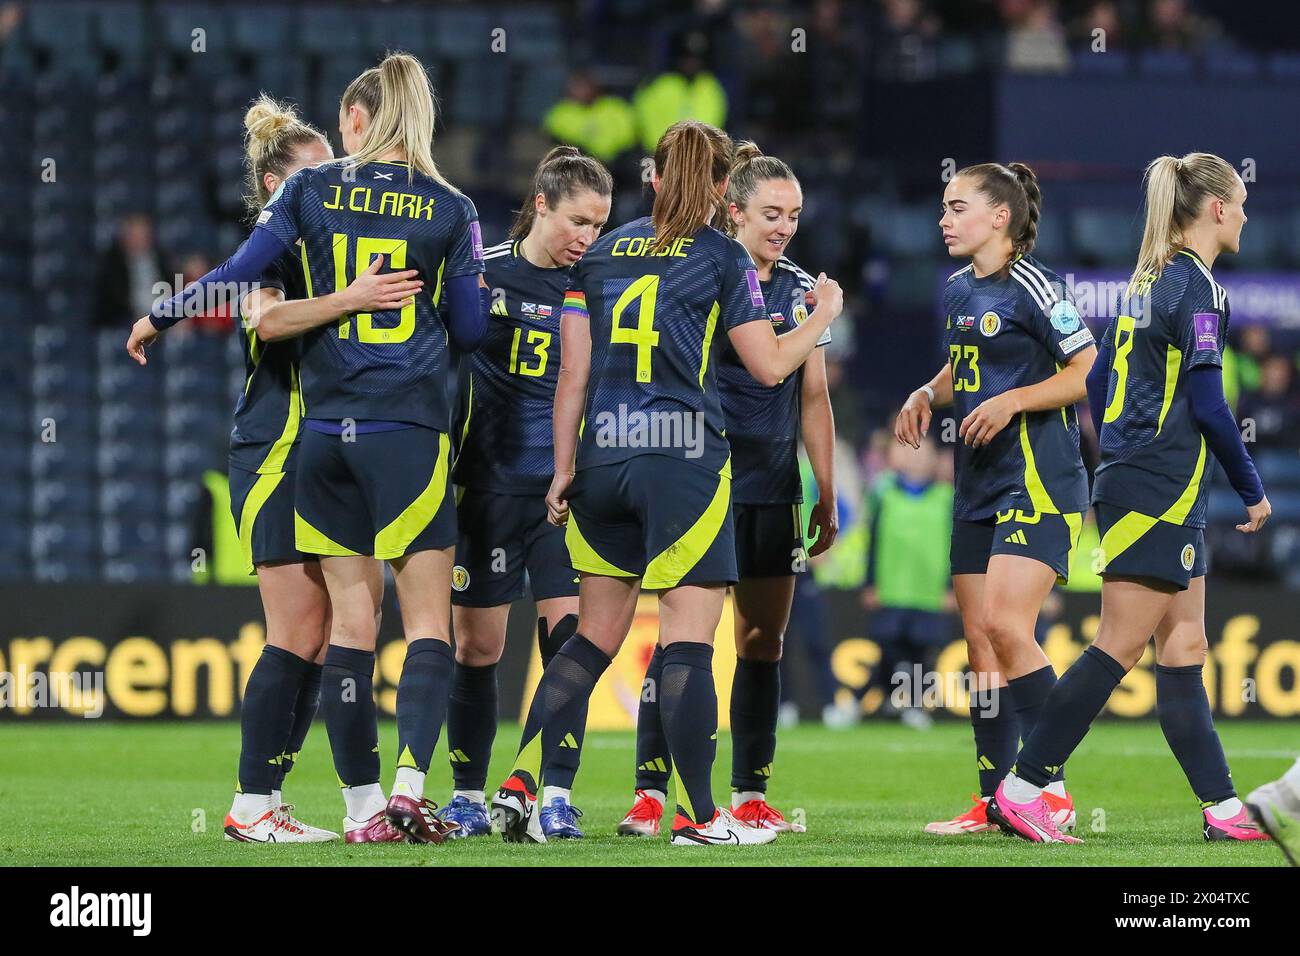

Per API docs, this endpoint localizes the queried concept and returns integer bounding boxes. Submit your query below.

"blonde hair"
[340,51,455,190]
[1130,152,1239,293]
[722,141,798,238]
[242,94,328,216]
[651,121,734,246]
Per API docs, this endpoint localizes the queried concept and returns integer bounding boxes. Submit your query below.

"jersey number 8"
[949,344,980,392]
[1103,315,1137,423]
[333,234,416,344]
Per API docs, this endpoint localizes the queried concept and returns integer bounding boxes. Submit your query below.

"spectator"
[177,252,234,334]
[94,212,165,329]
[542,69,637,165]
[1239,354,1300,450]
[872,0,942,81]
[1070,0,1127,50]
[862,436,955,728]
[1142,0,1224,53]
[1001,0,1071,73]
[632,32,727,154]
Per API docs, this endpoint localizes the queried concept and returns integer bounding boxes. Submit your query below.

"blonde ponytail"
[340,51,457,191]
[242,94,327,216]
[1129,152,1239,294]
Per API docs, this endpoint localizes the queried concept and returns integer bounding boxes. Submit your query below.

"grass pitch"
[0,719,1292,866]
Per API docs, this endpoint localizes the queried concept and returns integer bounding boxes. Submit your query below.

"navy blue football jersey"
[718,255,831,504]
[567,217,769,476]
[1092,249,1229,528]
[942,255,1093,521]
[229,249,305,473]
[451,239,571,495]
[258,159,484,430]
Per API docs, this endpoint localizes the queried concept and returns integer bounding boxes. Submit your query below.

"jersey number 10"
[333,233,416,344]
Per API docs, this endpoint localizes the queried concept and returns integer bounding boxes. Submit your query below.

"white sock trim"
[342,783,387,822]
[392,767,425,800]
[1206,796,1243,820]
[452,789,486,807]
[1002,773,1042,804]
[230,792,275,824]
[731,790,765,809]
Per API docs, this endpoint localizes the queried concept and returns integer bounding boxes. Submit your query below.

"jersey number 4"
[949,344,980,392]
[611,275,661,383]
[333,234,416,344]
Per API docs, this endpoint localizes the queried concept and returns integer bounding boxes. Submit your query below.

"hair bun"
[244,97,296,144]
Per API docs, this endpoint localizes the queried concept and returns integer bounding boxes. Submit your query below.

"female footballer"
[490,120,842,846]
[128,52,489,845]
[896,163,1096,836]
[128,95,417,843]
[989,153,1271,844]
[435,147,613,840]
[618,142,838,837]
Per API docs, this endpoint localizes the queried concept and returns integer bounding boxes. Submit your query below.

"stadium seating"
[5,0,1300,590]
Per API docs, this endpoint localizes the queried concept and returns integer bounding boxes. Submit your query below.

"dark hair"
[651,120,734,246]
[723,141,798,237]
[509,146,614,239]
[957,161,1042,264]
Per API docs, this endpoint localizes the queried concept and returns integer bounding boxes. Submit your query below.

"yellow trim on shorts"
[373,432,452,560]
[1058,511,1083,585]
[238,471,288,574]
[1097,435,1202,571]
[565,512,636,578]
[295,511,360,557]
[642,457,732,590]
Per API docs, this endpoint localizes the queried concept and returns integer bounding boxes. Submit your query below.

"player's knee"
[736,627,783,662]
[1157,629,1208,668]
[455,623,506,667]
[965,627,1000,674]
[981,613,1026,658]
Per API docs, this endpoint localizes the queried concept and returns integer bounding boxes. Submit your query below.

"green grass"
[0,720,1292,866]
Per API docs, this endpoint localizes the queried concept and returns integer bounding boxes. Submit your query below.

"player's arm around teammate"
[436,147,612,839]
[617,143,840,836]
[498,121,840,847]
